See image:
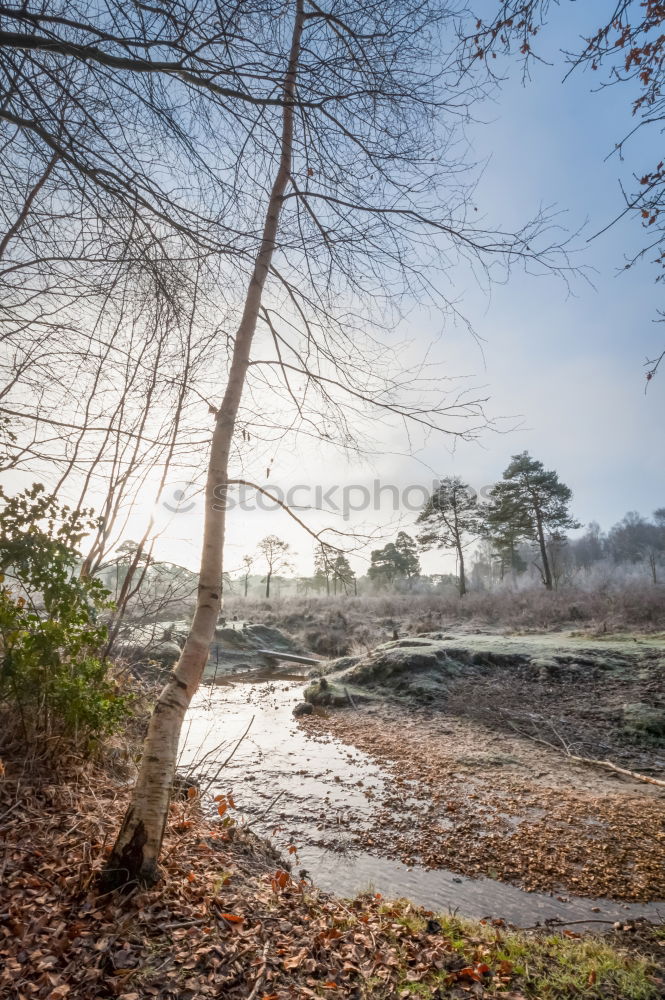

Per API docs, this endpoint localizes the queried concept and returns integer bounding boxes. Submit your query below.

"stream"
[178,672,664,929]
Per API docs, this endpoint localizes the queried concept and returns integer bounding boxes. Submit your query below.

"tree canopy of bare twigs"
[1,0,578,885]
[456,0,665,382]
[1,0,576,502]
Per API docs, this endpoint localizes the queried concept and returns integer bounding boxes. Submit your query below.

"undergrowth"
[385,909,660,1000]
[226,586,665,656]
[0,486,131,755]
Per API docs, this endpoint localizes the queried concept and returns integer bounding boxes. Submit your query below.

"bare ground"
[301,702,665,901]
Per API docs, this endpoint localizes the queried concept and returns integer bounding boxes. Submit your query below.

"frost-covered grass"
[225,583,665,657]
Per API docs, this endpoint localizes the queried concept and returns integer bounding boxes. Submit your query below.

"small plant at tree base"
[0,484,130,753]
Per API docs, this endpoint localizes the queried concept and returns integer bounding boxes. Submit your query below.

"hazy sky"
[128,6,665,579]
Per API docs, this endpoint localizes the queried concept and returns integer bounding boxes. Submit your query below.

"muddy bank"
[310,632,665,772]
[178,672,664,921]
[302,699,665,902]
[294,633,665,903]
[202,620,319,680]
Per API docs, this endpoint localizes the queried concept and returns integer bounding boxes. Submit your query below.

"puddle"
[179,675,665,929]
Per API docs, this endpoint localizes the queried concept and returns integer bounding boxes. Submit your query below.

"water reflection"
[179,675,664,929]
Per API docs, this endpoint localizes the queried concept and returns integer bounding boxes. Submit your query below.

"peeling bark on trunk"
[102,0,305,889]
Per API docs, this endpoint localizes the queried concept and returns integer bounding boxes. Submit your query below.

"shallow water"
[179,675,664,929]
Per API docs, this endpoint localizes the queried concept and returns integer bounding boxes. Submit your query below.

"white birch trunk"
[103,0,305,887]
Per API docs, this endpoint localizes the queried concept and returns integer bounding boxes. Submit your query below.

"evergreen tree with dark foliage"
[394,532,421,583]
[368,543,402,588]
[494,452,579,591]
[331,553,356,595]
[480,482,530,580]
[368,532,420,589]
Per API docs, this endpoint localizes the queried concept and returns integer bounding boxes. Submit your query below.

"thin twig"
[200,715,255,798]
[247,940,270,1000]
[519,918,617,931]
[0,800,22,823]
[508,722,665,788]
[244,790,285,831]
[160,918,207,931]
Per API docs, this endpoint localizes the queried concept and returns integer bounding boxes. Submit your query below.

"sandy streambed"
[178,672,664,929]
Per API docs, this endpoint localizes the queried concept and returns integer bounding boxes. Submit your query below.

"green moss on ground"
[304,677,350,706]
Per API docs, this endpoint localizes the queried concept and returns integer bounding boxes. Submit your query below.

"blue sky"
[450,1,664,526]
[143,5,665,576]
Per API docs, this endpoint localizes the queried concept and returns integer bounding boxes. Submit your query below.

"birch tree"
[0,0,575,885]
[102,0,577,886]
[104,1,310,885]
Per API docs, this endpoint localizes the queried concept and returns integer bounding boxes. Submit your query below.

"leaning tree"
[0,0,575,885]
[102,0,577,886]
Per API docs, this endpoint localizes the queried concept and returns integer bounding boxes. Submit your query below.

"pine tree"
[367,532,420,589]
[394,532,420,584]
[480,481,530,581]
[367,543,402,588]
[331,553,355,595]
[496,452,579,590]
[416,476,480,596]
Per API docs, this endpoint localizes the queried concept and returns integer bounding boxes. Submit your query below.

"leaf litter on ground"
[0,754,663,1000]
[300,704,665,902]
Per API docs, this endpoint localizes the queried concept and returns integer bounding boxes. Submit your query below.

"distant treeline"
[100,452,663,615]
